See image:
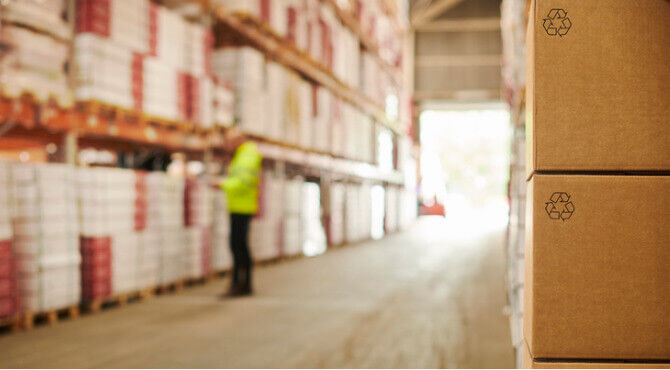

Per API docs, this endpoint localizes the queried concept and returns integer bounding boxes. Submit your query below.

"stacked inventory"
[300,182,326,257]
[74,0,149,111]
[345,183,372,243]
[78,168,112,303]
[74,0,214,125]
[107,169,138,294]
[78,167,139,299]
[506,125,526,367]
[211,186,232,272]
[211,47,266,135]
[524,1,669,367]
[212,80,235,128]
[11,164,80,312]
[0,163,19,321]
[0,1,71,106]
[146,173,186,285]
[184,178,214,279]
[370,185,385,240]
[282,176,304,257]
[311,87,332,153]
[325,182,345,246]
[265,62,287,141]
[134,171,159,289]
[384,186,399,234]
[249,171,283,262]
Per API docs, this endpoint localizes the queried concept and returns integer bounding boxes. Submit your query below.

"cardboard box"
[525,174,670,360]
[526,0,670,174]
[523,341,670,369]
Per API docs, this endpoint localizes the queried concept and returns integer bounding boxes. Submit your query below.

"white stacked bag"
[10,164,80,312]
[73,34,141,110]
[249,171,283,262]
[300,182,327,257]
[326,182,345,246]
[146,173,186,285]
[0,24,71,107]
[282,176,304,257]
[265,62,287,141]
[384,186,399,234]
[184,178,214,279]
[211,188,232,272]
[211,47,266,135]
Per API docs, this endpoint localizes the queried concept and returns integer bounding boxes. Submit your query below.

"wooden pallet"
[0,314,22,333]
[76,100,143,125]
[76,100,201,133]
[184,276,208,287]
[21,305,79,330]
[156,280,185,294]
[84,287,159,313]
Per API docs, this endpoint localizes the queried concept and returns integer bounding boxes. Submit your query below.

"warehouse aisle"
[0,216,514,369]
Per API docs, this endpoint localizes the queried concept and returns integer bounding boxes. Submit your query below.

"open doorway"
[419,106,512,232]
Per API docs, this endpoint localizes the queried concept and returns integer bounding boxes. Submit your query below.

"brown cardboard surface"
[524,175,670,360]
[526,0,670,175]
[524,341,670,369]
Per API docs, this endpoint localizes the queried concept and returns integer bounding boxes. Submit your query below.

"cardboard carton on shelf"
[525,0,670,175]
[523,342,670,369]
[525,174,670,361]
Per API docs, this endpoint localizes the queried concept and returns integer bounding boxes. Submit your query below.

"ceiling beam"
[411,0,466,27]
[414,89,501,101]
[415,54,502,67]
[414,17,501,32]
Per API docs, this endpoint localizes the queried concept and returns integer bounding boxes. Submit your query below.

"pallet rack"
[0,0,415,333]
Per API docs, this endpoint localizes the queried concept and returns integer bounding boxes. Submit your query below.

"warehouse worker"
[219,127,262,297]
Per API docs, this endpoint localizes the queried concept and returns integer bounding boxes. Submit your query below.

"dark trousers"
[230,213,253,288]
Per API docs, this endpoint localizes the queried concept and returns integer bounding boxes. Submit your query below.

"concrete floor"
[0,216,514,368]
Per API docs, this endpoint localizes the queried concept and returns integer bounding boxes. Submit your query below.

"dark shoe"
[237,284,253,296]
[219,284,252,299]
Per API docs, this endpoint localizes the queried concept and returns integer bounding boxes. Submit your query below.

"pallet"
[156,279,185,294]
[21,305,79,330]
[76,100,198,132]
[76,100,143,125]
[83,287,158,313]
[0,314,22,333]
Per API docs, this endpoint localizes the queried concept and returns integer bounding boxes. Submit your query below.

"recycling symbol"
[545,192,575,221]
[543,9,571,37]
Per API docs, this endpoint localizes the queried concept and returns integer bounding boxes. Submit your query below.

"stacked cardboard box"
[524,0,670,367]
[0,163,20,321]
[11,164,80,312]
[250,171,283,262]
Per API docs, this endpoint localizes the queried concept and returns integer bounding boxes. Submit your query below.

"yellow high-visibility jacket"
[220,141,262,215]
